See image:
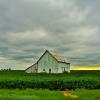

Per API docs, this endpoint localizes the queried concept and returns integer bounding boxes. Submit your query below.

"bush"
[0,80,99,90]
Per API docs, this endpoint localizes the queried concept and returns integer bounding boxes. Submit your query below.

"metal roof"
[48,50,69,64]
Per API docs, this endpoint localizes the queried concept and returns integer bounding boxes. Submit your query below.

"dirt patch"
[64,91,79,99]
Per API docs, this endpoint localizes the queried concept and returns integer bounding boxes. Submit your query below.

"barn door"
[62,67,66,72]
[49,68,51,73]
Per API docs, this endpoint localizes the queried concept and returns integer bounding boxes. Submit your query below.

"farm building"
[25,50,70,73]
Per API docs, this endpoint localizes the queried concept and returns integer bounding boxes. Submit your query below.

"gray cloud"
[0,0,100,69]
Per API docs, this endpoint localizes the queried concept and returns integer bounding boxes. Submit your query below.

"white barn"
[25,50,70,73]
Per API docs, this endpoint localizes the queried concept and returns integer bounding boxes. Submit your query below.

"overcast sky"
[0,0,100,70]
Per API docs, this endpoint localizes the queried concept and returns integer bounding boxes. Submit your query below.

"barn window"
[43,69,45,71]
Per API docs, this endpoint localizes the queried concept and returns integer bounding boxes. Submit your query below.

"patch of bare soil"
[64,91,79,99]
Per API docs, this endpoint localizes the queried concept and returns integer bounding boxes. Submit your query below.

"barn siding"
[25,64,37,73]
[58,62,70,73]
[25,67,32,73]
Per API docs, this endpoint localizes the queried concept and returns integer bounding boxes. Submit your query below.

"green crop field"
[0,70,100,82]
[0,70,99,90]
[0,89,99,100]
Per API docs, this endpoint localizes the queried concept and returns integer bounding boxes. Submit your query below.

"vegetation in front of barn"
[0,70,99,90]
[0,80,99,90]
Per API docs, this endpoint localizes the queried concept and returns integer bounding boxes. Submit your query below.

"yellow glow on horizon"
[72,66,100,70]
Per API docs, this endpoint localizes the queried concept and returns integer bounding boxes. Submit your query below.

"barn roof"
[37,50,70,64]
[47,50,70,64]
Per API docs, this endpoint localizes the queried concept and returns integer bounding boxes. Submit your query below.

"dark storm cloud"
[0,0,100,69]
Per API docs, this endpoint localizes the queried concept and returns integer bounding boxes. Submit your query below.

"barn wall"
[25,68,31,73]
[38,52,58,73]
[67,63,70,73]
[58,62,70,73]
[25,64,37,73]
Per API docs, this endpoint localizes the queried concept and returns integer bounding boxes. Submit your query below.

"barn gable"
[37,50,57,63]
[37,50,58,73]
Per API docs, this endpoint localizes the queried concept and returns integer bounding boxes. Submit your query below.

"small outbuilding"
[25,50,70,73]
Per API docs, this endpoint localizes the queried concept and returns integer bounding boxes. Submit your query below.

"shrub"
[0,80,99,90]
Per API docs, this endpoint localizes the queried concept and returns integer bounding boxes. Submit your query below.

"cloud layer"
[0,0,100,69]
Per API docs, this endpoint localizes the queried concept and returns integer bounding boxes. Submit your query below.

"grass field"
[0,89,66,100]
[0,89,99,100]
[0,70,100,82]
[0,70,99,100]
